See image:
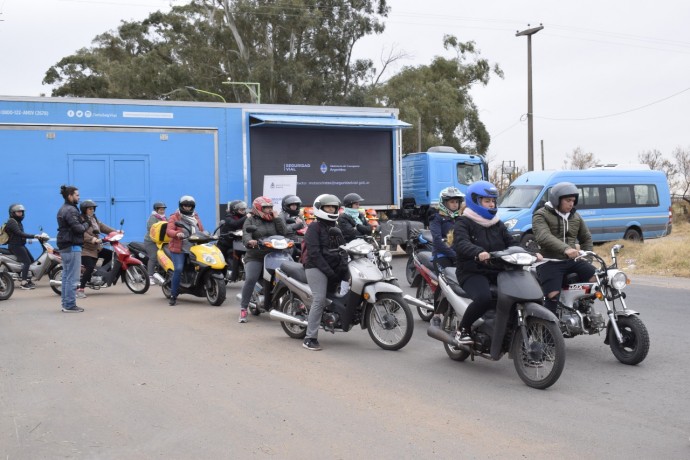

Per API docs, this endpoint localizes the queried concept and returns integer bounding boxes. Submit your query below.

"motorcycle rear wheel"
[405,256,416,286]
[161,275,172,299]
[205,275,226,306]
[279,294,307,339]
[512,317,565,390]
[50,266,62,295]
[366,293,414,351]
[415,280,434,322]
[443,308,470,361]
[0,272,14,301]
[609,315,649,365]
[124,265,150,294]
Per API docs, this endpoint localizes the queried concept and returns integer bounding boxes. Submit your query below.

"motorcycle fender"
[363,282,403,303]
[211,271,225,280]
[122,255,143,269]
[603,309,640,345]
[523,302,559,323]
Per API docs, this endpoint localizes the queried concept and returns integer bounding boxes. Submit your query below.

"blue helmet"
[466,181,499,220]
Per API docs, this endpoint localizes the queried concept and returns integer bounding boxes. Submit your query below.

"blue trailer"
[0,96,409,248]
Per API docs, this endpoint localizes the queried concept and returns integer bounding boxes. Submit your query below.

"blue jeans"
[61,248,81,309]
[170,252,186,298]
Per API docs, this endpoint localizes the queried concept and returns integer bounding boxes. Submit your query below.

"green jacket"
[532,203,593,259]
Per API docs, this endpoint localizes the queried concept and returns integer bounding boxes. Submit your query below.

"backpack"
[149,220,170,244]
[0,222,8,245]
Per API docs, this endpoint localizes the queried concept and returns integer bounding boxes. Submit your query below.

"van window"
[577,186,601,209]
[457,163,483,185]
[605,186,633,205]
[634,184,659,206]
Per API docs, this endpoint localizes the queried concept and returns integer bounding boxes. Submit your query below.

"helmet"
[179,195,196,215]
[438,187,464,218]
[9,204,25,220]
[466,181,499,220]
[281,194,302,216]
[252,196,274,221]
[153,202,167,211]
[343,193,364,208]
[548,182,579,208]
[313,194,341,221]
[79,200,98,214]
[227,200,247,216]
[302,206,315,224]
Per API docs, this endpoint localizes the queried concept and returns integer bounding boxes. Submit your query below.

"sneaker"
[149,276,156,286]
[456,328,473,345]
[168,296,177,306]
[302,338,322,351]
[76,288,86,299]
[430,316,442,327]
[21,281,36,290]
[238,309,248,323]
[62,306,84,313]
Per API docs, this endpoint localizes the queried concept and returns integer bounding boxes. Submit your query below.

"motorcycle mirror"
[174,221,184,228]
[120,219,125,226]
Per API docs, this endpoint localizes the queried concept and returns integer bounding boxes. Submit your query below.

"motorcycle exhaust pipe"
[50,279,62,287]
[427,324,461,347]
[404,295,434,312]
[269,309,308,327]
[152,273,165,285]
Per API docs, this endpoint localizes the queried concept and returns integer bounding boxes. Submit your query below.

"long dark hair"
[60,185,78,201]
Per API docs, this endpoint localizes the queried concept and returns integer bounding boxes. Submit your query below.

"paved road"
[1,257,689,459]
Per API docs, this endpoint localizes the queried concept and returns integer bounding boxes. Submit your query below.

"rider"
[337,192,371,242]
[4,204,43,290]
[166,195,205,306]
[217,200,247,283]
[238,196,287,323]
[278,194,305,241]
[77,200,117,298]
[532,182,595,314]
[144,202,167,284]
[429,187,464,323]
[450,181,521,344]
[303,194,348,351]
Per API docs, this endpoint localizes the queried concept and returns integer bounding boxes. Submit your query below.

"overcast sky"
[2,0,689,171]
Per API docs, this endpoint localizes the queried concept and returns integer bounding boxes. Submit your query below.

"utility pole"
[516,24,544,172]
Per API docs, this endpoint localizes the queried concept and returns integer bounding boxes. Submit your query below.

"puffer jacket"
[166,211,204,254]
[429,212,459,261]
[4,218,34,245]
[56,202,90,250]
[82,215,116,259]
[242,213,287,262]
[532,203,593,260]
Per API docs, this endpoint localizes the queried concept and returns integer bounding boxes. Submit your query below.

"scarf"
[181,213,200,234]
[151,211,166,221]
[463,207,500,228]
[344,207,363,225]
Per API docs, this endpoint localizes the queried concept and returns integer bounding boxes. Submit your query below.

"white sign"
[263,175,297,210]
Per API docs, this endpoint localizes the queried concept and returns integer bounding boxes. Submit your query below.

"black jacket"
[304,220,346,279]
[452,216,517,284]
[56,202,89,250]
[429,212,458,261]
[337,212,371,242]
[5,218,34,246]
[242,214,287,262]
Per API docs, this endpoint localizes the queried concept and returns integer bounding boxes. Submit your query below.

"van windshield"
[498,185,543,208]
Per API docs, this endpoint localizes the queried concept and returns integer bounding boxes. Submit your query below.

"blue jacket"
[429,213,458,261]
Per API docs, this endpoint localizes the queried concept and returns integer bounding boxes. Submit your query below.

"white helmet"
[313,194,341,221]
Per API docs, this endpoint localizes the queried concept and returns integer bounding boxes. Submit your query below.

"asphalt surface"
[1,256,689,459]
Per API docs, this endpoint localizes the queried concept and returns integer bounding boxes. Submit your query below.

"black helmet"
[343,193,364,208]
[281,194,302,216]
[313,194,341,221]
[548,182,579,208]
[227,200,247,216]
[9,204,25,220]
[179,195,196,216]
[153,202,167,211]
[79,200,98,214]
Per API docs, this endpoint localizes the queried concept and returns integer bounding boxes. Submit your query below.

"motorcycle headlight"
[504,218,518,231]
[380,250,393,263]
[609,270,628,290]
[203,254,218,265]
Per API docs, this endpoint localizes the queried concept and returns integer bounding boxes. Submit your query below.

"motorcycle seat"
[128,241,147,253]
[443,267,468,296]
[417,251,436,271]
[0,248,14,255]
[280,260,308,284]
[163,245,174,260]
[420,229,433,244]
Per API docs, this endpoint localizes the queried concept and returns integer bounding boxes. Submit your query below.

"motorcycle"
[544,244,650,365]
[409,241,439,322]
[0,232,61,288]
[213,227,246,283]
[50,229,150,295]
[405,228,433,286]
[245,229,295,316]
[409,246,566,389]
[159,221,227,306]
[269,234,414,351]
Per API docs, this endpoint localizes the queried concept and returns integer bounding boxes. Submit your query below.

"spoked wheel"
[443,308,470,361]
[279,294,308,339]
[609,315,650,365]
[161,275,172,299]
[366,293,414,351]
[50,266,63,295]
[248,283,263,316]
[512,317,566,390]
[415,280,435,322]
[205,275,227,306]
[124,265,150,294]
[405,256,416,286]
[0,272,15,301]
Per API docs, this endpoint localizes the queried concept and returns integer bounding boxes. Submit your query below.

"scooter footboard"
[363,282,403,303]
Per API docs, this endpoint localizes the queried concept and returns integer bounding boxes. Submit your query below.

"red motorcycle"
[50,230,150,295]
[404,229,438,321]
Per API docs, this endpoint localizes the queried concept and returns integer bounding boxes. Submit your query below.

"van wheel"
[624,228,642,242]
[520,233,540,252]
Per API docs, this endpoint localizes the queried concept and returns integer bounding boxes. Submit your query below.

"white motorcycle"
[0,232,61,288]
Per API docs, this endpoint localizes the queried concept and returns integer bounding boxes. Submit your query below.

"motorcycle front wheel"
[405,256,416,286]
[279,294,308,339]
[609,315,650,365]
[512,317,566,390]
[415,280,435,322]
[205,275,227,306]
[124,265,150,294]
[0,272,14,301]
[366,293,414,351]
[443,308,470,361]
[50,266,62,295]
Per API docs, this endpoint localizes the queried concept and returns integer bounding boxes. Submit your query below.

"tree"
[374,35,503,156]
[672,146,690,204]
[562,147,598,170]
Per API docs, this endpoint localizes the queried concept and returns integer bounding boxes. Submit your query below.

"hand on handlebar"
[564,248,580,259]
[476,251,490,262]
[248,239,258,248]
[176,232,185,239]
